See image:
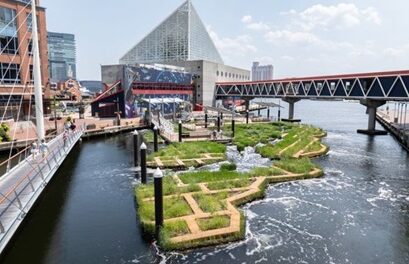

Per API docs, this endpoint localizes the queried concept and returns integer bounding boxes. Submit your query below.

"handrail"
[0,131,61,175]
[0,146,30,168]
[0,130,82,207]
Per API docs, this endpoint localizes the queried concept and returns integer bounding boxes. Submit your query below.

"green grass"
[160,211,246,251]
[275,158,319,174]
[304,140,324,153]
[206,178,251,190]
[230,123,284,151]
[179,165,291,185]
[247,166,285,177]
[136,176,200,199]
[162,220,190,237]
[142,130,165,143]
[179,170,248,184]
[148,141,226,161]
[138,196,192,222]
[197,216,230,231]
[220,163,237,171]
[193,192,229,213]
[256,125,326,159]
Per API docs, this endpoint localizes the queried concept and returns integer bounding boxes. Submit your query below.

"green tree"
[0,123,11,142]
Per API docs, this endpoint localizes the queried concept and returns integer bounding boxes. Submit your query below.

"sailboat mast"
[31,0,45,141]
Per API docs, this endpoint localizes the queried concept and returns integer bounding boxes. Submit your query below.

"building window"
[216,71,219,76]
[26,13,39,32]
[0,63,20,84]
[28,39,33,55]
[221,72,223,77]
[0,36,19,55]
[29,65,33,83]
[0,7,17,28]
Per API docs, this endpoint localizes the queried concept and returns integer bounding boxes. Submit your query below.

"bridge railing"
[0,131,60,177]
[0,128,83,242]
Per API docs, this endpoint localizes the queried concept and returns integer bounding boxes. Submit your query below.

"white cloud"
[246,22,270,32]
[285,3,382,31]
[280,55,295,61]
[207,26,257,57]
[241,15,252,24]
[383,44,409,57]
[264,29,353,51]
[265,30,319,45]
[241,15,270,31]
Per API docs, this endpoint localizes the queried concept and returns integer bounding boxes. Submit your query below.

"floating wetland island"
[135,122,329,250]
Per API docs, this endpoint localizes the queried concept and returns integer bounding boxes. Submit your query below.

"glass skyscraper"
[119,0,223,65]
[48,31,76,82]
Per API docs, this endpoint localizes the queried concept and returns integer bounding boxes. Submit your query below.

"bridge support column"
[282,98,301,122]
[357,99,387,136]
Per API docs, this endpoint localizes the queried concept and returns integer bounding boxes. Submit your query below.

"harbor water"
[0,100,408,264]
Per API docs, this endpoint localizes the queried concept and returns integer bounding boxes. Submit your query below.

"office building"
[48,31,76,82]
[252,62,274,81]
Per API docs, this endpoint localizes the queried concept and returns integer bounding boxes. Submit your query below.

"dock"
[376,110,409,151]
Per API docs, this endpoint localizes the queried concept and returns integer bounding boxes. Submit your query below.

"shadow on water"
[0,144,83,263]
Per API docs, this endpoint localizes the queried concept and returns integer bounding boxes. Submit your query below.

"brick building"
[0,0,49,119]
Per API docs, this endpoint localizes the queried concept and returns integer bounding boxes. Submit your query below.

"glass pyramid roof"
[119,0,224,65]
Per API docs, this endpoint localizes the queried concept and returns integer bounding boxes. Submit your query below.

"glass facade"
[120,0,223,65]
[48,31,76,82]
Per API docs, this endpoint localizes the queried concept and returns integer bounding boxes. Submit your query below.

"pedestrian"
[30,142,38,160]
[212,130,217,140]
[39,139,49,159]
[70,119,76,131]
[64,119,71,132]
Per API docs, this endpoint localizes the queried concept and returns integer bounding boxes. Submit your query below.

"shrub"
[0,123,11,142]
[220,163,237,171]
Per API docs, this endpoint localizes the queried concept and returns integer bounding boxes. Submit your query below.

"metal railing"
[0,130,59,176]
[0,127,83,243]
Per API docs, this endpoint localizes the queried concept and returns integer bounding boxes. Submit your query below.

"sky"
[42,0,409,81]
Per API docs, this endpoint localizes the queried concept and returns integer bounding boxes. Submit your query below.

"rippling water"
[1,100,408,264]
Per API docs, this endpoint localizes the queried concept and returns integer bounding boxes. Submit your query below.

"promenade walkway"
[0,128,83,253]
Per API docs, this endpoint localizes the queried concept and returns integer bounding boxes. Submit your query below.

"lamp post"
[246,110,249,124]
[178,120,182,142]
[153,168,164,238]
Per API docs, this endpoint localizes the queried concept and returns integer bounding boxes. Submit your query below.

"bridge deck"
[0,129,83,254]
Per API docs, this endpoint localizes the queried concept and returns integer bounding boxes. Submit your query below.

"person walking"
[30,142,38,160]
[39,139,49,159]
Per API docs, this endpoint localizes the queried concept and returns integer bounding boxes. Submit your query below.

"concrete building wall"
[101,65,125,86]
[168,60,250,106]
